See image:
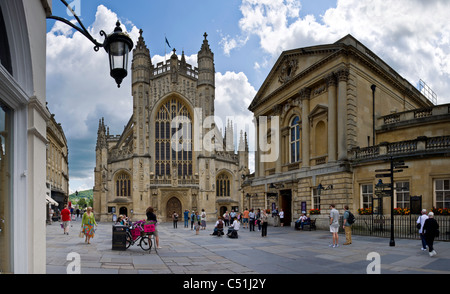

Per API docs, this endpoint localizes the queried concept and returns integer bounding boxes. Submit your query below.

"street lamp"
[317,183,333,196]
[47,0,134,88]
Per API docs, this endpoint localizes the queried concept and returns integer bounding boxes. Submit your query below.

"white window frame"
[435,179,450,209]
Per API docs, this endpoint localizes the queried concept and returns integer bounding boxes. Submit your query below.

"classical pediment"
[249,45,342,112]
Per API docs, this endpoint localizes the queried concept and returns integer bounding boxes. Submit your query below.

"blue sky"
[46,0,450,193]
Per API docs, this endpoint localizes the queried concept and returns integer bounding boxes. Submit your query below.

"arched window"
[155,98,192,177]
[290,116,301,163]
[216,173,231,197]
[315,120,327,157]
[116,172,131,197]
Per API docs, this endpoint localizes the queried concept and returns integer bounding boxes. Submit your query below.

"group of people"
[417,209,440,257]
[60,204,97,244]
[208,208,272,238]
[60,203,441,257]
[325,204,440,256]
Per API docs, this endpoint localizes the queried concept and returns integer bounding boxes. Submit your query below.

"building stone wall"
[244,34,450,228]
[94,31,249,222]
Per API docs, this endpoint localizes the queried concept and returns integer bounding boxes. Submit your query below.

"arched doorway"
[220,206,227,216]
[166,197,182,221]
[119,207,128,217]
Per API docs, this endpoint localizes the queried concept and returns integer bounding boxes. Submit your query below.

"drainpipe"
[371,84,376,146]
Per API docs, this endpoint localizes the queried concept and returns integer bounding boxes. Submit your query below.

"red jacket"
[61,208,71,222]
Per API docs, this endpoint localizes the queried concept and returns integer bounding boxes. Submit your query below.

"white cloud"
[47,5,140,192]
[224,0,450,104]
[47,5,140,140]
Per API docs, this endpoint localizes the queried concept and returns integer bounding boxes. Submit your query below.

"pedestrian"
[423,211,439,257]
[76,208,80,219]
[227,217,240,238]
[201,209,207,230]
[342,205,352,245]
[184,209,190,228]
[195,212,201,235]
[279,209,284,227]
[172,211,179,229]
[261,209,269,237]
[243,208,249,229]
[211,216,224,236]
[60,204,71,235]
[230,209,236,220]
[190,210,196,230]
[146,206,161,248]
[49,208,54,224]
[417,209,428,251]
[329,204,339,247]
[223,211,230,226]
[81,207,97,244]
[249,209,255,231]
[256,209,262,231]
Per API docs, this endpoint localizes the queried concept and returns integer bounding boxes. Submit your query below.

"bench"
[302,219,316,231]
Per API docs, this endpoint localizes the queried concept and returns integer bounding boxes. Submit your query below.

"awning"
[46,195,59,206]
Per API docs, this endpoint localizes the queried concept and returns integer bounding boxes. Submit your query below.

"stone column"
[272,105,283,174]
[326,73,337,162]
[336,68,349,161]
[300,88,311,168]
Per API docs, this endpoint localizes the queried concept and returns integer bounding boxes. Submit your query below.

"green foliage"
[69,189,93,207]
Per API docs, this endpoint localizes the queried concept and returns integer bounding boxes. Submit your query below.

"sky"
[46,0,450,194]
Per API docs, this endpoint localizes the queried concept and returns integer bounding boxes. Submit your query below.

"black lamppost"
[317,183,333,196]
[47,0,134,88]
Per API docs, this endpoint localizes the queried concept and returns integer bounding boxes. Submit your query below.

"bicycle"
[126,225,152,251]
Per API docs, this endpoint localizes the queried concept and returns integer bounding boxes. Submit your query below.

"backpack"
[217,220,223,229]
[347,211,355,224]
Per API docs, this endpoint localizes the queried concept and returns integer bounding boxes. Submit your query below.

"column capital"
[299,87,311,100]
[335,67,349,82]
[271,104,283,116]
[325,73,337,88]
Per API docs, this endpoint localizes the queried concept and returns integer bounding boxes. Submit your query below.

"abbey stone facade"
[93,31,249,222]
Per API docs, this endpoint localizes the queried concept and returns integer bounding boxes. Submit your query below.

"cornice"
[248,46,344,112]
[249,39,433,113]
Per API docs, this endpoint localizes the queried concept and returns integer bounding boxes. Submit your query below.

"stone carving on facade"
[278,58,299,84]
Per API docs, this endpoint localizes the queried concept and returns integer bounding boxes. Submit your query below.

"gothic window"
[290,116,301,163]
[116,172,131,197]
[216,173,231,197]
[155,98,192,177]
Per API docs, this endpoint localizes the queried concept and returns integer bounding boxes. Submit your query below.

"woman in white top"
[417,209,429,251]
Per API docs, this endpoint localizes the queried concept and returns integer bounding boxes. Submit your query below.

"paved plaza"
[46,219,450,275]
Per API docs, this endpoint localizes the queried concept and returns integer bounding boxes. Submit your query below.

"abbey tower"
[93,31,249,222]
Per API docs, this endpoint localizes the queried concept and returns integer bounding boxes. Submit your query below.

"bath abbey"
[93,31,249,222]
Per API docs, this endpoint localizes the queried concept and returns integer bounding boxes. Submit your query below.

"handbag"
[435,230,440,238]
[416,223,421,230]
[144,224,155,233]
[79,230,84,238]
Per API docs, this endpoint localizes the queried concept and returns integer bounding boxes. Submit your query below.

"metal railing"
[348,214,450,241]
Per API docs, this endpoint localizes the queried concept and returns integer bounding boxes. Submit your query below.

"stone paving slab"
[46,220,450,276]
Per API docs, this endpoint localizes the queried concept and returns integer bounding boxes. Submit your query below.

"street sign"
[374,169,391,172]
[394,166,408,169]
[376,183,392,189]
[376,173,392,178]
[375,191,391,197]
